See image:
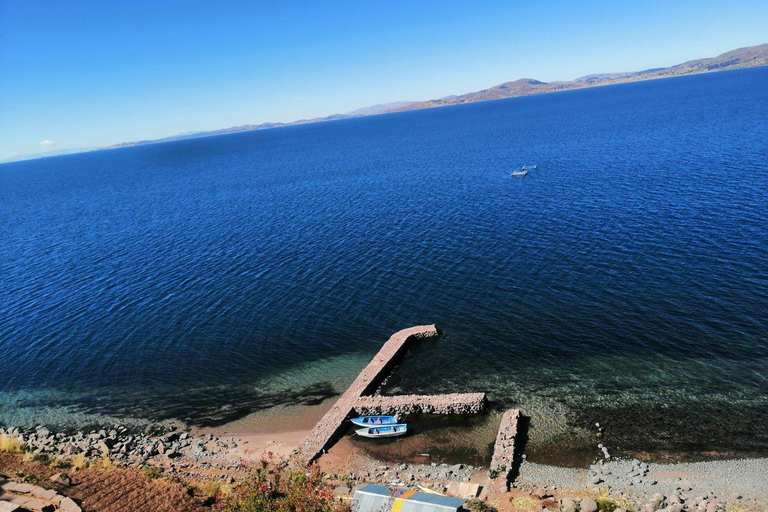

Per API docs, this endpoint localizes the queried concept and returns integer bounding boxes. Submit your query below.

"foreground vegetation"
[214,456,351,512]
[0,433,26,453]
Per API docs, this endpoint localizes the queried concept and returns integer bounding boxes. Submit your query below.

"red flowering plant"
[214,452,352,512]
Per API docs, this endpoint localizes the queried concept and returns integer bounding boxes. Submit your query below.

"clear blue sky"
[1,0,766,160]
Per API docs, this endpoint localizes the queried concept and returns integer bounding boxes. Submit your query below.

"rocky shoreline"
[2,423,768,512]
[0,425,241,480]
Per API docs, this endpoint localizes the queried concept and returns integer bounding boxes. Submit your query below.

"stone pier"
[355,393,486,416]
[294,325,441,465]
[488,408,521,492]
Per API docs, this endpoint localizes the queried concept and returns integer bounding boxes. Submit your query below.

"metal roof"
[353,485,466,512]
[356,484,402,496]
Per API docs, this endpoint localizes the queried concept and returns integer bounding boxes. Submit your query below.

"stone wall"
[488,408,521,491]
[1,477,81,512]
[355,393,486,416]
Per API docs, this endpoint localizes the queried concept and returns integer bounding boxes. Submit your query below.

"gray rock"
[580,498,598,512]
[59,497,81,512]
[50,473,72,487]
[560,498,577,512]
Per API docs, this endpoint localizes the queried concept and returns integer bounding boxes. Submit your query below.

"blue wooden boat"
[355,424,408,438]
[350,415,399,427]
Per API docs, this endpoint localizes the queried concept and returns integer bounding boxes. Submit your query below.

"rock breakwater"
[355,393,486,416]
[486,408,521,493]
[294,325,441,465]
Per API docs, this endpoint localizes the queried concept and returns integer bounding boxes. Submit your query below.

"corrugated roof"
[353,485,466,512]
[409,492,466,507]
[355,492,393,512]
[410,493,466,511]
[356,484,398,496]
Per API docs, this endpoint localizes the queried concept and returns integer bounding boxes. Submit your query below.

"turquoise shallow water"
[1,67,766,462]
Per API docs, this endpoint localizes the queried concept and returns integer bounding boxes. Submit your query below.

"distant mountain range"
[5,43,766,162]
[393,43,768,111]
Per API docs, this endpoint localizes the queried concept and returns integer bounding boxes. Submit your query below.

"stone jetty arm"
[355,393,486,415]
[294,325,440,465]
[488,408,521,491]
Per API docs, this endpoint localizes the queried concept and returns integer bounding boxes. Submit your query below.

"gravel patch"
[518,457,768,505]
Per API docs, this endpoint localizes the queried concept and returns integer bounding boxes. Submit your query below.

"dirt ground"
[0,454,206,512]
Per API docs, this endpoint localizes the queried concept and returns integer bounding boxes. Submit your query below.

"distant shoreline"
[3,44,765,165]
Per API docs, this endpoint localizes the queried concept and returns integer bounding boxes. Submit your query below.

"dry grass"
[188,480,233,501]
[595,487,632,511]
[98,452,115,469]
[0,433,26,454]
[71,453,89,470]
[510,496,540,512]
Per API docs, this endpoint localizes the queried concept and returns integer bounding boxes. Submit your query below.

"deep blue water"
[1,67,767,462]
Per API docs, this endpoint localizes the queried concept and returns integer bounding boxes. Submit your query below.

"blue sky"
[1,0,766,160]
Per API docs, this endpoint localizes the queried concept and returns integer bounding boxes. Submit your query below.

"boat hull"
[350,415,398,427]
[355,424,408,438]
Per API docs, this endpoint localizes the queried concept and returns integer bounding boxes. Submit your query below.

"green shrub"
[488,465,506,480]
[141,465,163,480]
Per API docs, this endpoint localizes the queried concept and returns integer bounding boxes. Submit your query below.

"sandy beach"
[195,398,336,459]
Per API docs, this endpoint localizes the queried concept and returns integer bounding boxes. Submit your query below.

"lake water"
[1,67,766,465]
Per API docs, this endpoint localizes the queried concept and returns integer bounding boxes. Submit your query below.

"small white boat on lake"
[510,170,528,176]
[356,424,408,438]
[350,415,399,427]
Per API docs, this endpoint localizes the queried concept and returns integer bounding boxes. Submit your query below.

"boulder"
[9,482,33,493]
[50,473,72,487]
[580,498,598,512]
[560,498,577,512]
[32,487,58,500]
[59,497,81,512]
